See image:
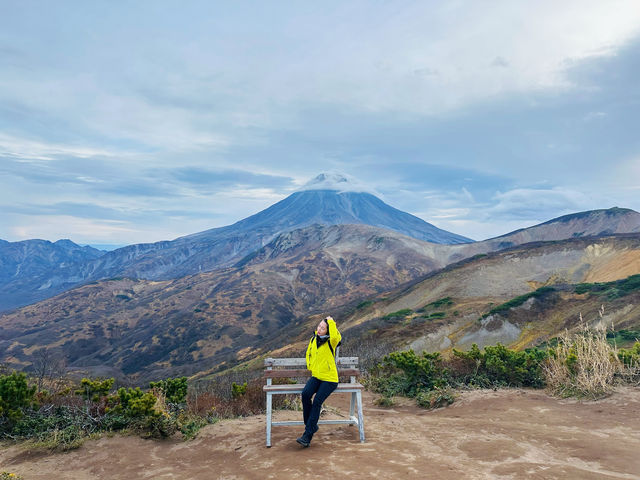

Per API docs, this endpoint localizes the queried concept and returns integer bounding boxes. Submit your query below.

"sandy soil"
[2,387,640,480]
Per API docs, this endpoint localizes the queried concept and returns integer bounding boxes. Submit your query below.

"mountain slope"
[83,188,472,281]
[432,206,640,265]
[0,176,472,311]
[0,239,105,311]
[0,224,447,379]
[340,233,640,355]
[485,207,640,246]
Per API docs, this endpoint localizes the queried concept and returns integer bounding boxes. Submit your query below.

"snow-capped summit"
[298,172,378,195]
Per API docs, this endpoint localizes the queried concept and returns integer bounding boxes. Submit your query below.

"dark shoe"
[296,432,311,447]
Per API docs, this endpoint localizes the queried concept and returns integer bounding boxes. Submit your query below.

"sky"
[1,0,640,247]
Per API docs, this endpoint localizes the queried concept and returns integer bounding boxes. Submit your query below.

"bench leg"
[266,392,272,447]
[349,392,356,420]
[356,390,365,442]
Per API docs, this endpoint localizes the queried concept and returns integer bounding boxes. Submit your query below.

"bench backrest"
[264,357,358,368]
[264,357,360,385]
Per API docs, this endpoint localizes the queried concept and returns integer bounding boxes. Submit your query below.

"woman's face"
[316,320,328,336]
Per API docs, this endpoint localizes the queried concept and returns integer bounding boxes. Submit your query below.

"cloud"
[488,188,589,221]
[172,168,295,190]
[0,133,122,161]
[491,56,510,68]
[0,2,639,243]
[297,172,380,195]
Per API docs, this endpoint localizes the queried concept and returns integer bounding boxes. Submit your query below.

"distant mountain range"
[2,206,640,379]
[0,174,473,311]
[2,173,640,380]
[0,240,106,311]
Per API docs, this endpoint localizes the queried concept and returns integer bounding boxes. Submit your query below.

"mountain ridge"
[0,187,472,311]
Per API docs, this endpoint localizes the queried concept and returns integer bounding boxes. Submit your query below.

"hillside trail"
[2,388,640,479]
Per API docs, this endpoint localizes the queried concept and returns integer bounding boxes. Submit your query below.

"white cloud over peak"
[297,172,380,195]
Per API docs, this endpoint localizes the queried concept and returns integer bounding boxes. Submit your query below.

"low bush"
[618,342,640,367]
[371,350,448,397]
[574,274,640,299]
[418,297,454,312]
[607,329,640,345]
[75,378,114,402]
[231,381,247,399]
[0,372,37,424]
[0,373,213,449]
[149,377,188,404]
[415,388,455,409]
[383,309,413,320]
[452,344,547,388]
[366,343,549,407]
[1,472,24,479]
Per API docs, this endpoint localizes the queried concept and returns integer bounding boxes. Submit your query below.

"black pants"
[301,376,338,437]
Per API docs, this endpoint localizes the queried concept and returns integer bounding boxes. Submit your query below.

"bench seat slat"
[264,382,364,392]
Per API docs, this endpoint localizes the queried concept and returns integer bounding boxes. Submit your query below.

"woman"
[296,315,342,448]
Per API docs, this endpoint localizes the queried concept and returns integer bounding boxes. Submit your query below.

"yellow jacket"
[305,317,342,383]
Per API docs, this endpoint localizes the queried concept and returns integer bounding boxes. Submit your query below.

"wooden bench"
[263,356,365,447]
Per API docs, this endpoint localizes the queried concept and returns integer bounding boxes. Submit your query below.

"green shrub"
[371,350,447,397]
[618,342,640,367]
[607,329,640,344]
[231,382,247,399]
[111,387,159,418]
[383,309,413,320]
[356,300,374,310]
[425,297,454,309]
[0,372,37,423]
[1,472,24,479]
[575,274,640,299]
[452,343,547,388]
[415,387,455,409]
[149,377,188,404]
[9,405,99,451]
[75,378,114,402]
[483,286,555,318]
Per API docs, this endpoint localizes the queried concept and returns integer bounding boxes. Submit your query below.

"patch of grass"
[574,274,640,299]
[428,312,446,319]
[382,309,413,320]
[607,329,640,345]
[356,300,374,310]
[482,286,555,318]
[427,297,454,308]
[544,321,622,399]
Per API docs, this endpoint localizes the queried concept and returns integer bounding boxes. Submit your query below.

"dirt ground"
[2,387,640,480]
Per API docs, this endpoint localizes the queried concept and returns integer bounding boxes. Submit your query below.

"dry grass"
[544,307,622,399]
